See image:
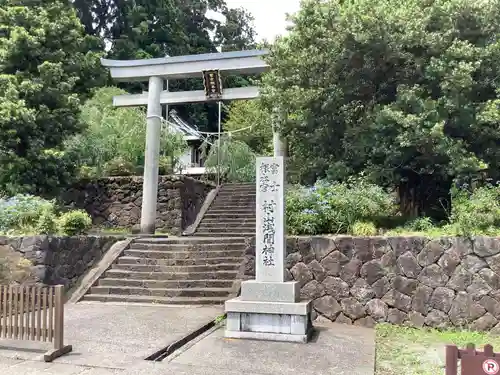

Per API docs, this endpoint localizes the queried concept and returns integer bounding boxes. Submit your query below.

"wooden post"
[43,285,72,362]
[54,285,63,350]
[446,345,458,375]
[19,286,24,339]
[48,286,53,342]
[42,288,47,342]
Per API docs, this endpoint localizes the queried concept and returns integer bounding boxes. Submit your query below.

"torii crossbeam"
[101,50,270,234]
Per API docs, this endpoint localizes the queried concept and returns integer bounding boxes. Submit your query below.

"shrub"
[36,207,58,235]
[102,157,137,177]
[352,221,378,236]
[405,217,435,232]
[286,186,327,235]
[286,177,397,235]
[58,210,92,236]
[203,136,257,183]
[0,195,56,233]
[450,183,500,236]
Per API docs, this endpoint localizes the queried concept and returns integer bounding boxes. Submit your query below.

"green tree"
[66,86,187,177]
[214,6,256,52]
[0,0,106,196]
[72,0,257,133]
[262,0,500,217]
[223,99,273,155]
[203,135,256,183]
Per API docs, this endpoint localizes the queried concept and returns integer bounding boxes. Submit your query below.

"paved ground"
[0,302,375,374]
[0,302,223,370]
[0,302,375,375]
[163,322,375,375]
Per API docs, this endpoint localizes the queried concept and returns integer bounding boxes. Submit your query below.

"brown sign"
[446,344,500,375]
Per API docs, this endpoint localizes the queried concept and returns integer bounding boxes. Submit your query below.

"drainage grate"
[145,319,218,361]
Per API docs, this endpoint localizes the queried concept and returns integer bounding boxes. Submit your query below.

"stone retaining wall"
[243,236,500,331]
[0,235,123,290]
[61,176,213,235]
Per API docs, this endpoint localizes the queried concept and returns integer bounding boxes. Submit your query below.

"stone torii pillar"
[101,50,270,234]
[142,76,163,233]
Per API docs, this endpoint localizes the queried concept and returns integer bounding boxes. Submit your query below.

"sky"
[222,0,301,42]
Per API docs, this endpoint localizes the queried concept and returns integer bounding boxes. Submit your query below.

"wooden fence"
[0,285,72,362]
[446,343,500,375]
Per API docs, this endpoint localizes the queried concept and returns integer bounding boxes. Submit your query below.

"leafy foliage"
[0,195,56,234]
[0,1,106,196]
[450,183,500,236]
[72,0,257,132]
[286,178,397,235]
[262,0,500,217]
[66,87,187,177]
[383,183,500,237]
[352,221,378,236]
[102,157,137,177]
[36,207,58,235]
[224,99,273,155]
[57,209,92,236]
[203,135,257,183]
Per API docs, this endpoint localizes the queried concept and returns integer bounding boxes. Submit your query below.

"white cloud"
[219,0,301,42]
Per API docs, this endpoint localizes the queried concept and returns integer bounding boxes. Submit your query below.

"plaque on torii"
[101,50,269,234]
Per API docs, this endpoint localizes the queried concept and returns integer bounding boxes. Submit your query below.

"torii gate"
[101,50,284,234]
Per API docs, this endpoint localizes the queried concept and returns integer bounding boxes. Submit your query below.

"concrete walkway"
[0,303,375,375]
[0,302,223,370]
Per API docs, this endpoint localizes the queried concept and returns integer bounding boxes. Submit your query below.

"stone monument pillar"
[224,157,313,343]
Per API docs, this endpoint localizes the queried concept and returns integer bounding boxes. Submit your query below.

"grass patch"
[375,323,500,375]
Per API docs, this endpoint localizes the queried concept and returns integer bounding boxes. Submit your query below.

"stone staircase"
[194,183,256,237]
[82,183,256,305]
[83,236,246,305]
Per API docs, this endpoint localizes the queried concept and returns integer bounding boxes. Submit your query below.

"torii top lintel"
[101,49,270,82]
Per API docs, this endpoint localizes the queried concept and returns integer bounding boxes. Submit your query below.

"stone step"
[131,242,246,251]
[197,222,255,229]
[124,249,245,259]
[221,184,255,189]
[207,208,255,214]
[98,278,234,289]
[220,188,255,192]
[201,218,255,223]
[121,250,245,260]
[194,227,256,233]
[111,263,240,272]
[214,196,256,201]
[211,201,254,206]
[209,208,255,214]
[195,228,255,234]
[194,232,255,238]
[104,269,239,280]
[117,256,243,266]
[133,237,246,245]
[90,286,233,298]
[216,194,256,200]
[203,213,255,220]
[82,294,226,305]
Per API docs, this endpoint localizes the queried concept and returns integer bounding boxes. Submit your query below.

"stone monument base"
[224,297,313,343]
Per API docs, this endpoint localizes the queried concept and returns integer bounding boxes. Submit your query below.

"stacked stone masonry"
[0,235,123,290]
[61,176,213,235]
[243,236,500,331]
